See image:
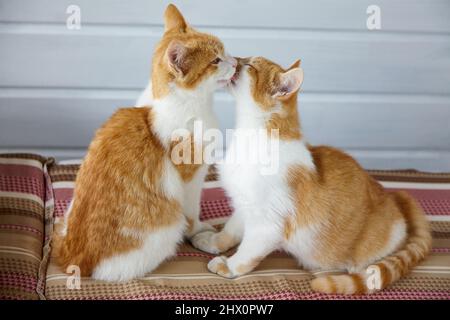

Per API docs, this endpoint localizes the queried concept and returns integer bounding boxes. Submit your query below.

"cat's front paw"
[185,219,215,239]
[207,256,235,279]
[196,221,216,233]
[191,230,220,254]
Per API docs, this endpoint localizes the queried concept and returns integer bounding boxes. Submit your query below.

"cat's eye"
[211,57,222,65]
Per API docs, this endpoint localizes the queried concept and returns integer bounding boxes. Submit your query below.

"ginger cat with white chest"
[192,57,432,294]
[54,5,236,281]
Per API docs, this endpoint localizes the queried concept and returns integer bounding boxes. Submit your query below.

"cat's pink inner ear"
[166,40,188,76]
[164,4,188,32]
[273,68,304,100]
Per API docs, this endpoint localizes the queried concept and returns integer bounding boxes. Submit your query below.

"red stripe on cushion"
[432,248,450,253]
[0,224,42,236]
[53,188,74,201]
[386,188,450,215]
[55,200,71,218]
[0,164,43,179]
[386,188,450,200]
[200,199,233,221]
[0,176,44,199]
[201,187,228,201]
[0,272,39,293]
[176,252,215,259]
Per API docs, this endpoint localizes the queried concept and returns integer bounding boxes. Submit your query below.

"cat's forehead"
[185,30,224,54]
[250,57,284,73]
[247,57,285,92]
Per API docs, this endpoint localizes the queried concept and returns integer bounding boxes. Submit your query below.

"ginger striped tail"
[311,191,432,295]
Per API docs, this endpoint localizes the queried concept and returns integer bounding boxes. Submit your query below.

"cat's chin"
[228,68,240,87]
[218,68,240,88]
[217,79,230,85]
[217,79,232,88]
[226,83,238,97]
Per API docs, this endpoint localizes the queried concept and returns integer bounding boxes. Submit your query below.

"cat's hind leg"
[92,220,185,282]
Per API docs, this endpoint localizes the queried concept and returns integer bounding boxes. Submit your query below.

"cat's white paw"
[196,221,216,233]
[191,230,220,254]
[185,219,215,239]
[207,256,235,279]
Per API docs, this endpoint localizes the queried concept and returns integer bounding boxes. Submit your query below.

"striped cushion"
[0,154,54,299]
[45,164,450,300]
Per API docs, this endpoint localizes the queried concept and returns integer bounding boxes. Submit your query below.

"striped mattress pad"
[0,154,54,299]
[1,154,449,299]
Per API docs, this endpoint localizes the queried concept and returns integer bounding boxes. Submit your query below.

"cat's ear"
[272,68,304,100]
[164,4,188,32]
[166,40,189,76]
[288,59,301,70]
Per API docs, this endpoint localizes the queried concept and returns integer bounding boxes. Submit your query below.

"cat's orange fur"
[53,4,233,280]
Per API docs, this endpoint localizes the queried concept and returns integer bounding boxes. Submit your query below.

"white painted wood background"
[0,0,449,171]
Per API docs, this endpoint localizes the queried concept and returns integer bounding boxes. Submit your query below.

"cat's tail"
[311,191,432,294]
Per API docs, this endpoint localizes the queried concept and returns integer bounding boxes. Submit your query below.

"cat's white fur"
[92,221,186,282]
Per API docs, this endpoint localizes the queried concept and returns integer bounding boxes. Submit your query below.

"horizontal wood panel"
[1,30,449,95]
[1,91,449,150]
[1,0,449,171]
[347,150,450,172]
[2,146,449,172]
[1,0,450,33]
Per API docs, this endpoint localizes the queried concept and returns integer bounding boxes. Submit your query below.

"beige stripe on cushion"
[52,182,75,189]
[0,192,44,207]
[0,158,43,169]
[380,181,450,190]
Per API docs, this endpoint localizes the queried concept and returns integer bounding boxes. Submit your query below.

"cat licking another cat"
[54,4,236,281]
[192,57,431,294]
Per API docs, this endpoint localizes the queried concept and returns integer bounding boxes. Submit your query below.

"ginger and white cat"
[54,4,236,282]
[192,57,431,294]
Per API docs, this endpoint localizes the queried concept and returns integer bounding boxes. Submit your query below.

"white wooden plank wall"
[0,0,449,170]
